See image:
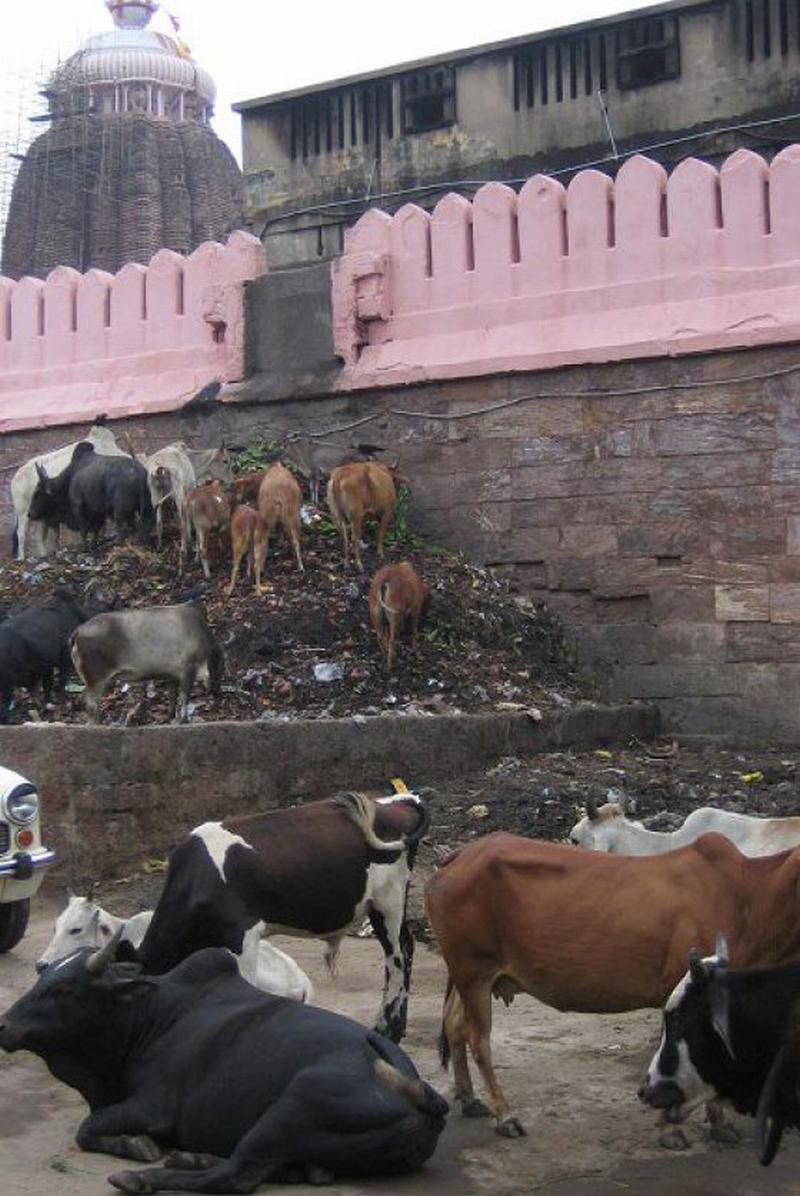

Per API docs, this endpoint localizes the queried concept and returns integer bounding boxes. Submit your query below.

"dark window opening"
[555,43,564,102]
[337,94,345,149]
[616,15,680,88]
[384,84,394,138]
[541,45,549,104]
[350,91,358,145]
[400,66,455,133]
[584,38,593,93]
[598,34,608,90]
[569,41,578,99]
[780,0,789,55]
[745,1,755,61]
[513,55,521,110]
[290,107,297,159]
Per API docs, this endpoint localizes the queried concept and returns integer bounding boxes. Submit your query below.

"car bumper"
[0,848,55,902]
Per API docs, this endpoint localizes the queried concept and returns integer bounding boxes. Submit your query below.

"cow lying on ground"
[639,940,800,1164]
[37,894,313,1003]
[0,586,112,721]
[11,423,127,560]
[369,560,430,673]
[29,444,153,548]
[0,940,447,1194]
[71,601,223,723]
[131,790,429,1042]
[569,797,800,857]
[327,461,401,572]
[425,831,800,1137]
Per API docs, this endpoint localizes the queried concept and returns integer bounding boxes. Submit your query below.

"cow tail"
[403,798,430,850]
[372,1050,449,1119]
[378,580,391,635]
[438,975,454,1069]
[334,791,406,852]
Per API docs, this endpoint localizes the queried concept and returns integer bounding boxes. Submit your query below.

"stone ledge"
[0,702,658,882]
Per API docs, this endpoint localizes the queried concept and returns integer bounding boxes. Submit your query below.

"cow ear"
[709,977,735,1060]
[756,1041,796,1165]
[111,976,158,1002]
[688,948,708,986]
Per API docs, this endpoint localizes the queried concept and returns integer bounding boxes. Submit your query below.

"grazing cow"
[141,443,197,554]
[226,505,264,597]
[71,601,223,724]
[29,445,153,548]
[255,462,304,588]
[11,424,126,560]
[183,481,231,579]
[0,586,112,721]
[283,434,385,506]
[426,831,800,1136]
[0,942,447,1194]
[369,560,430,672]
[639,942,800,1165]
[36,895,313,1003]
[133,790,429,1042]
[327,461,400,571]
[230,470,265,507]
[570,797,800,857]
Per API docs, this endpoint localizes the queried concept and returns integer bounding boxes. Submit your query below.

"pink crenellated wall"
[0,231,266,433]
[332,146,800,389]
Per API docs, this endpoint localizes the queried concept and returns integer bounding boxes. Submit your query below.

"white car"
[0,766,55,952]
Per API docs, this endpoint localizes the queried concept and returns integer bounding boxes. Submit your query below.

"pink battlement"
[0,231,266,433]
[332,147,800,388]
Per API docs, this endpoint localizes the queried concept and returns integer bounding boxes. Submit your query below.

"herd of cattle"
[4,785,800,1190]
[1,423,432,723]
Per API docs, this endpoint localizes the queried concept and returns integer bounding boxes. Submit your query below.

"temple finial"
[105,1,159,30]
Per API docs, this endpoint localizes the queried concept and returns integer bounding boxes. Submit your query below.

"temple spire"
[106,1,159,30]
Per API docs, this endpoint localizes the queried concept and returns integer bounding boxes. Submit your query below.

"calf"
[0,586,112,721]
[327,461,399,571]
[369,560,430,672]
[71,601,223,724]
[133,790,429,1042]
[0,943,447,1193]
[570,797,800,857]
[255,461,304,588]
[37,895,313,1003]
[11,424,126,560]
[640,943,800,1164]
[183,480,231,579]
[426,831,800,1136]
[226,505,264,597]
[230,470,265,506]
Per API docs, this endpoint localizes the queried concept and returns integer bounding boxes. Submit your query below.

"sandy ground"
[3,895,800,1196]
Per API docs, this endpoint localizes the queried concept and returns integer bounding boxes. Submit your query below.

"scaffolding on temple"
[0,61,48,261]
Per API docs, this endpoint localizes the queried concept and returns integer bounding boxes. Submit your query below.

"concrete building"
[235,0,800,266]
[1,0,243,279]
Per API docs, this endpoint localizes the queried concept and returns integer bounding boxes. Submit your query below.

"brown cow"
[369,560,430,672]
[226,504,265,597]
[327,461,400,571]
[183,480,230,579]
[425,832,800,1137]
[230,470,265,507]
[255,461,304,590]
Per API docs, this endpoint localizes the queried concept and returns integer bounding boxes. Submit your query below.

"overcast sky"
[0,0,643,234]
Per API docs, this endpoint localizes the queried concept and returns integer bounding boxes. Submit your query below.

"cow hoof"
[659,1127,690,1151]
[708,1121,741,1146]
[125,1135,163,1162]
[496,1116,526,1138]
[461,1098,492,1119]
[307,1166,335,1185]
[163,1152,219,1170]
[108,1171,156,1195]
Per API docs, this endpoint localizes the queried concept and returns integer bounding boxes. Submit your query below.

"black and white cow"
[0,938,448,1194]
[131,790,429,1042]
[639,936,800,1162]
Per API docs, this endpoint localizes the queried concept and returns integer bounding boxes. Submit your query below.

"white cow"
[11,425,128,560]
[569,798,800,858]
[141,444,232,556]
[37,895,313,1003]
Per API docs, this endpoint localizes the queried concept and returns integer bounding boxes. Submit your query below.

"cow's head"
[36,893,117,973]
[639,935,734,1121]
[568,797,635,851]
[28,464,60,523]
[0,932,153,1059]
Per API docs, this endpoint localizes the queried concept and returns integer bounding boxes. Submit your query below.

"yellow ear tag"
[390,777,409,793]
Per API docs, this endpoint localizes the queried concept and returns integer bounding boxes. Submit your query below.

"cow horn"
[85,925,124,974]
[586,795,599,821]
[714,933,729,968]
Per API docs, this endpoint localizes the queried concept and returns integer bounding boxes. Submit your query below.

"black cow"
[30,443,153,546]
[0,585,113,721]
[0,940,448,1194]
[132,791,429,1042]
[639,938,800,1162]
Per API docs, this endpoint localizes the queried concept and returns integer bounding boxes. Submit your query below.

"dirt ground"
[3,895,800,1196]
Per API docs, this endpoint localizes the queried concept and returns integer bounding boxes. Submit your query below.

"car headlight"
[5,782,39,824]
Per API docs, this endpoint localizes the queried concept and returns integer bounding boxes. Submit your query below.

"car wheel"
[0,899,30,952]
